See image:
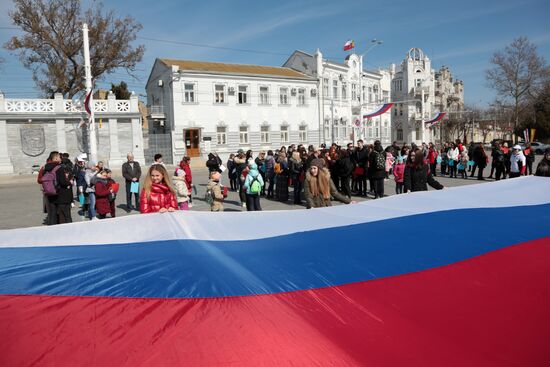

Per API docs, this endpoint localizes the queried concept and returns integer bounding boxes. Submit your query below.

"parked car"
[519,141,550,154]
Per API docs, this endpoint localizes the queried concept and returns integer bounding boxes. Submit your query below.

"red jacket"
[95,179,114,215]
[427,148,438,164]
[140,183,178,213]
[179,161,193,191]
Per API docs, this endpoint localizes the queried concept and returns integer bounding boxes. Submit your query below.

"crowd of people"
[36,139,550,223]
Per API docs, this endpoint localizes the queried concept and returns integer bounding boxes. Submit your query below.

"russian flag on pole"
[1,177,550,366]
[425,111,446,127]
[363,103,393,120]
[343,39,355,51]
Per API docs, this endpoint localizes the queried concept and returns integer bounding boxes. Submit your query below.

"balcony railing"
[148,105,165,116]
[0,92,139,114]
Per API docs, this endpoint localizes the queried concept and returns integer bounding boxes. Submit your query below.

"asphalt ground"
[0,156,543,230]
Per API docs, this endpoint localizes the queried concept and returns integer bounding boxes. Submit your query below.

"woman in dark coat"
[404,149,444,192]
[55,163,75,223]
[535,148,550,177]
[368,140,386,198]
[472,143,488,180]
[206,153,222,173]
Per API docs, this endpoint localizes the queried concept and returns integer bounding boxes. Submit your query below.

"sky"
[1,0,549,106]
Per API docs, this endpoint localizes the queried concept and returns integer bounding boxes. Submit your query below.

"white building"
[389,48,444,145]
[145,59,319,162]
[284,50,392,146]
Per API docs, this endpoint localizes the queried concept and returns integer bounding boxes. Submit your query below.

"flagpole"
[83,23,97,163]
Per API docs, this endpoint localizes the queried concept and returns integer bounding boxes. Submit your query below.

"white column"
[131,117,145,163]
[0,120,14,174]
[55,119,67,152]
[107,118,125,167]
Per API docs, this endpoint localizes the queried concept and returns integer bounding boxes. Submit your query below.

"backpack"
[374,152,385,170]
[496,152,505,163]
[250,176,262,195]
[41,165,62,196]
[205,187,214,205]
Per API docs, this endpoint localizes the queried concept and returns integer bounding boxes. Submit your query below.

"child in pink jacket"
[393,156,405,194]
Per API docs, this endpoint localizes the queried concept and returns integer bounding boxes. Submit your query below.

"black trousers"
[525,161,533,175]
[339,176,351,198]
[373,178,385,198]
[495,165,505,180]
[477,166,485,180]
[246,193,262,211]
[449,164,457,178]
[46,196,58,225]
[395,182,403,194]
[125,181,140,209]
[430,163,437,176]
[470,163,477,176]
[356,175,367,195]
[57,203,72,224]
[509,172,521,178]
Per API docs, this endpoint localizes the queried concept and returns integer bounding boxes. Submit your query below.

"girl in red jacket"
[140,164,178,213]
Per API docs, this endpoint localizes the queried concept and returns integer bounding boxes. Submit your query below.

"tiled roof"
[159,59,314,80]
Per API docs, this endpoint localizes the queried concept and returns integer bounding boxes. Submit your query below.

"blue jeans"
[88,192,96,219]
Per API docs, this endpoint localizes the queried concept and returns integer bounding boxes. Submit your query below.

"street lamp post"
[359,39,383,142]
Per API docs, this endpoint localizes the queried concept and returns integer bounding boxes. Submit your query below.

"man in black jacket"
[122,153,142,212]
[353,140,369,196]
[368,140,386,199]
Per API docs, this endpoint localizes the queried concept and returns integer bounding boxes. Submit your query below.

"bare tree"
[4,0,144,98]
[486,37,549,137]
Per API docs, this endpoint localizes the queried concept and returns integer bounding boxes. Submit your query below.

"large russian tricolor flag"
[1,177,549,366]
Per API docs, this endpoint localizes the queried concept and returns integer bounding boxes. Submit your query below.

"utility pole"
[83,23,97,163]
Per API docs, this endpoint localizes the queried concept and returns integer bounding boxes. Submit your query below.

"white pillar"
[131,117,145,163]
[0,120,14,174]
[55,119,67,152]
[107,118,125,167]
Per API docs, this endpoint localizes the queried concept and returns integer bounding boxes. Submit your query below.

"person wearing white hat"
[509,145,526,178]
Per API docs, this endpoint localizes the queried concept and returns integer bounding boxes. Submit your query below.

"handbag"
[457,163,464,170]
[436,156,442,164]
[448,159,455,167]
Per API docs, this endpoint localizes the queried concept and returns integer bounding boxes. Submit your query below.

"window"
[259,86,269,105]
[415,79,422,88]
[299,125,307,142]
[368,87,373,103]
[184,83,195,103]
[239,126,248,144]
[333,80,338,99]
[342,82,347,100]
[382,91,389,103]
[394,107,397,116]
[324,119,330,142]
[393,79,403,92]
[279,87,289,105]
[238,85,248,104]
[216,126,227,145]
[214,84,225,104]
[297,88,306,105]
[397,128,403,141]
[280,125,289,143]
[362,86,366,101]
[351,83,357,101]
[415,125,421,140]
[339,119,347,140]
[373,85,379,102]
[323,78,329,97]
[261,125,270,143]
[400,103,403,116]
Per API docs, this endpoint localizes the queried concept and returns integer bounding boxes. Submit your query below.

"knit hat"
[310,158,325,169]
[513,145,522,150]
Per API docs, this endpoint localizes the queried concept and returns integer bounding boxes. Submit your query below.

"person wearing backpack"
[55,161,75,224]
[41,151,62,225]
[243,162,264,211]
[206,171,225,212]
[368,140,386,199]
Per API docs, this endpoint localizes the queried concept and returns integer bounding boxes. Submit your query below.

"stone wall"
[6,120,136,174]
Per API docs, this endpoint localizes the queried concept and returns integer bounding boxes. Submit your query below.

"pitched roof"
[159,59,314,80]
